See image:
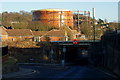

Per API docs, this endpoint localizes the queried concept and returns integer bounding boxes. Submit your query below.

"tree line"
[2,11,54,31]
[1,11,119,39]
[0,13,2,26]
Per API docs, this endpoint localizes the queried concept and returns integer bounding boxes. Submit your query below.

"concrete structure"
[101,30,120,76]
[46,40,100,64]
[50,40,100,46]
[32,8,73,29]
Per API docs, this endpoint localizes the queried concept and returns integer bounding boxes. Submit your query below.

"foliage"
[2,11,53,31]
[80,22,92,35]
[73,13,115,39]
[0,13,2,25]
[97,19,104,25]
[7,41,40,48]
[28,21,52,31]
[2,11,31,28]
[2,56,19,74]
[73,14,93,39]
[3,56,17,65]
[12,22,28,29]
[108,22,120,30]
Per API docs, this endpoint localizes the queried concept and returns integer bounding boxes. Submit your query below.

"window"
[61,20,64,22]
[61,16,64,19]
[0,36,1,42]
[12,38,14,41]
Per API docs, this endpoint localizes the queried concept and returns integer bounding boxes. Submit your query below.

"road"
[13,64,118,80]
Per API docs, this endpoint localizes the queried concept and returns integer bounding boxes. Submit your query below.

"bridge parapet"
[50,40,100,46]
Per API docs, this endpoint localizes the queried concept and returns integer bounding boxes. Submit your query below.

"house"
[40,29,68,41]
[32,31,48,42]
[32,30,68,41]
[0,27,8,42]
[59,26,80,40]
[6,29,34,41]
[71,30,81,39]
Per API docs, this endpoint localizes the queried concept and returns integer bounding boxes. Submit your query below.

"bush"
[2,56,19,74]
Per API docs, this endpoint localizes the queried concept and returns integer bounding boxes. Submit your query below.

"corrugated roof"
[6,29,33,36]
[32,31,48,36]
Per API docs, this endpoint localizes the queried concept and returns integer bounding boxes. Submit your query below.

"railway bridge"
[50,40,100,65]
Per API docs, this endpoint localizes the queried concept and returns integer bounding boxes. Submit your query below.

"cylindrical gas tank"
[32,8,73,29]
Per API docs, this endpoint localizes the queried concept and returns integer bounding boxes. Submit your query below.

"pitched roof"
[45,30,66,36]
[32,31,48,36]
[71,30,78,34]
[6,29,33,36]
[0,27,8,35]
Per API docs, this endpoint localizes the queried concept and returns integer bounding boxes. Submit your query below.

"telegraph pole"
[92,8,95,41]
[60,11,62,28]
[77,10,80,32]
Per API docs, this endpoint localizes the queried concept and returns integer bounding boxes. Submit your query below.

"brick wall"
[1,35,8,41]
[8,36,33,41]
[49,36,66,41]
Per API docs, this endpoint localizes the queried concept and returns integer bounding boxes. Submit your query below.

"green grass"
[2,56,19,74]
[3,56,17,65]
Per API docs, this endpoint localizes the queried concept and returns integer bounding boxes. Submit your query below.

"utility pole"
[88,11,91,39]
[77,10,80,32]
[60,11,62,28]
[92,8,95,41]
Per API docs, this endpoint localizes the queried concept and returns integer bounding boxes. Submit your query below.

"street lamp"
[92,8,95,41]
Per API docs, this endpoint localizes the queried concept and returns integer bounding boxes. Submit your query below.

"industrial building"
[32,8,74,29]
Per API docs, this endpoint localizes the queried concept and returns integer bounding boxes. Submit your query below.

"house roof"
[6,29,33,36]
[32,31,48,36]
[71,30,79,34]
[0,27,8,35]
[45,30,66,36]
